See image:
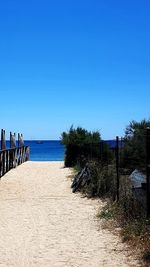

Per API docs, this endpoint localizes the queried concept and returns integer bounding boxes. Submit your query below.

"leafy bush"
[121,119,150,171]
[61,126,113,167]
[82,161,116,198]
[61,126,101,167]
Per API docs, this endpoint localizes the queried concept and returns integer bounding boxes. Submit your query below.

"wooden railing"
[0,146,30,178]
[0,129,30,178]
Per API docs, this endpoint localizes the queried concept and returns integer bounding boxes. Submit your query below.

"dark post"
[1,129,6,150]
[6,150,9,172]
[1,129,6,175]
[116,136,119,201]
[18,133,24,147]
[18,133,19,147]
[1,129,3,150]
[0,130,1,177]
[10,132,12,149]
[10,132,16,149]
[146,128,150,218]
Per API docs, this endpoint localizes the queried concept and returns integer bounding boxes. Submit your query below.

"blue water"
[4,139,122,162]
[6,140,65,161]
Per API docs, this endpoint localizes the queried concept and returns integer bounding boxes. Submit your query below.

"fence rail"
[114,133,150,218]
[0,129,30,178]
[68,130,150,218]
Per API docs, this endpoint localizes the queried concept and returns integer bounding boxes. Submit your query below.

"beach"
[0,161,140,267]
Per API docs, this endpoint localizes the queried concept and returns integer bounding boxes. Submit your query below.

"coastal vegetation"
[61,126,113,167]
[61,126,100,167]
[61,119,150,265]
[120,119,150,171]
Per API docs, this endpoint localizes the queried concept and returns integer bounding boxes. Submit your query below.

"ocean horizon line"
[5,139,117,142]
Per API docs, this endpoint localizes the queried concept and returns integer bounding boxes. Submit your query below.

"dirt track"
[0,161,140,267]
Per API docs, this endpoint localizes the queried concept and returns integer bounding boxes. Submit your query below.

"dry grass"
[71,164,150,266]
[98,200,150,266]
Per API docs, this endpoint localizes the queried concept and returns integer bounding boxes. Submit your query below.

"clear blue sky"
[0,0,150,140]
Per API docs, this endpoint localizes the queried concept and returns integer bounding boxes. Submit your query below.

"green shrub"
[61,126,101,167]
[61,126,113,167]
[120,119,150,171]
[82,161,116,198]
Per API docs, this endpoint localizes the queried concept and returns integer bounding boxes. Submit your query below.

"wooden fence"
[115,129,150,218]
[0,129,30,178]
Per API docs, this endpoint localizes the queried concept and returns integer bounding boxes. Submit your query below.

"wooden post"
[10,132,16,149]
[146,128,150,218]
[0,152,1,178]
[2,152,4,175]
[116,136,119,201]
[18,133,24,147]
[14,133,16,167]
[10,132,12,149]
[1,129,6,150]
[25,146,30,161]
[1,129,3,150]
[6,150,9,172]
[10,132,16,168]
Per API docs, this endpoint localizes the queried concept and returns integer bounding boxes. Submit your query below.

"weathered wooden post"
[6,150,9,173]
[1,129,6,150]
[1,128,6,156]
[0,154,1,178]
[10,132,16,148]
[25,146,30,161]
[9,132,12,170]
[18,133,24,164]
[10,132,17,168]
[18,133,24,147]
[146,128,150,218]
[1,129,6,176]
[116,136,119,201]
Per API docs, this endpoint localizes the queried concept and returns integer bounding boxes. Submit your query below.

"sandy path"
[0,161,140,267]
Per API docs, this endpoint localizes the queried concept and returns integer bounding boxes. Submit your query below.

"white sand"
[0,161,140,267]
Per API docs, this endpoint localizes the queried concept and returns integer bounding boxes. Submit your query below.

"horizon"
[0,1,150,139]
[5,138,117,141]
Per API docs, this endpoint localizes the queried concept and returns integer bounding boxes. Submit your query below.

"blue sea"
[6,140,65,161]
[5,140,120,162]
